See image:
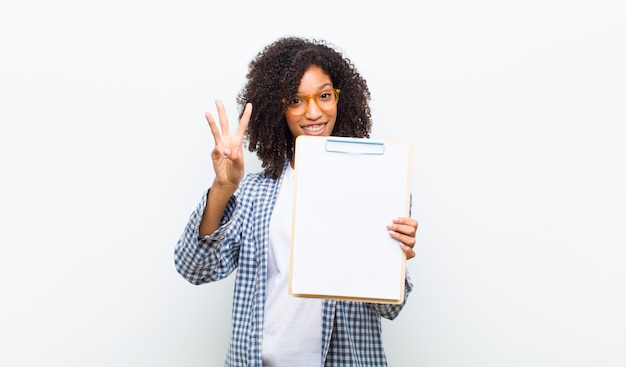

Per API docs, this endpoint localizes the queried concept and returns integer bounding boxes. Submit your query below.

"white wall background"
[1,1,625,366]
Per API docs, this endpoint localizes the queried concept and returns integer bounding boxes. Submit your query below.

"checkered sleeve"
[174,189,243,285]
[366,272,413,320]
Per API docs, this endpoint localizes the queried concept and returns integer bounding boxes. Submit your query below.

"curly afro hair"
[236,37,372,179]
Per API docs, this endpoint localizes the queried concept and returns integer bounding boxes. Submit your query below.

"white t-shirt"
[262,165,323,367]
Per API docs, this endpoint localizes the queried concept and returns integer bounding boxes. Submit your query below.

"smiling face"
[285,65,337,140]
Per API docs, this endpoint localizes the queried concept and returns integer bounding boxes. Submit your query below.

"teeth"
[303,124,324,132]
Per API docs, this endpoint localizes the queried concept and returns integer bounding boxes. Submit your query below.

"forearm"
[199,180,237,236]
[174,191,239,284]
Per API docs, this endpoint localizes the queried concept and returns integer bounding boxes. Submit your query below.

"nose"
[304,98,322,120]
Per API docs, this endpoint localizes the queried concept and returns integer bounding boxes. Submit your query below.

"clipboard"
[288,135,413,304]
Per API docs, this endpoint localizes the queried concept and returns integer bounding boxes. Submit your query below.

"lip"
[301,123,328,136]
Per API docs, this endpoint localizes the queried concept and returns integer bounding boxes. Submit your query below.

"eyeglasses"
[281,88,340,115]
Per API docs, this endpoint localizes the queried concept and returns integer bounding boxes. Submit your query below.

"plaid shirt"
[175,164,413,366]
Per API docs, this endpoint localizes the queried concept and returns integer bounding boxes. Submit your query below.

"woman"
[175,36,418,366]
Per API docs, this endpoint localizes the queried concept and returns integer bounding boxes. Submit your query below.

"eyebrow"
[296,83,334,95]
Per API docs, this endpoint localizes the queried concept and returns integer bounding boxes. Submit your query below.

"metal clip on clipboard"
[324,137,385,155]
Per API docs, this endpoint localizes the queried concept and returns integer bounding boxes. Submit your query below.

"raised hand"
[199,100,253,236]
[205,100,253,191]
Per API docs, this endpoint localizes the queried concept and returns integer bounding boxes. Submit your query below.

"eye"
[289,96,304,106]
[318,91,333,101]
